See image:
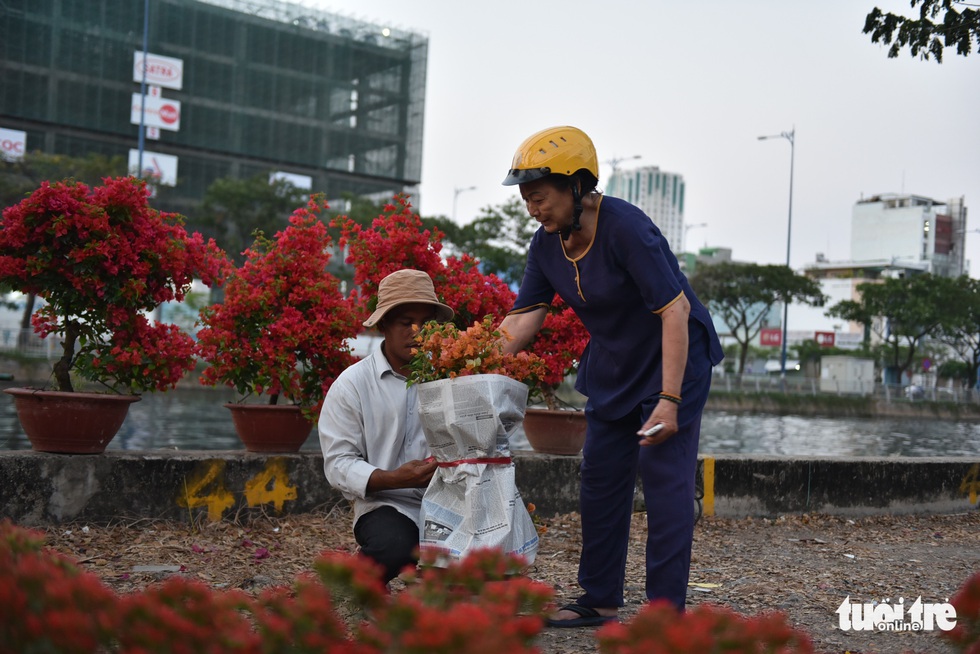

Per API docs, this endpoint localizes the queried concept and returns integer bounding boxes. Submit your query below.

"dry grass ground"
[39,507,979,654]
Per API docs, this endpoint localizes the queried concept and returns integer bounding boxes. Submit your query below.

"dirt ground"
[38,507,979,654]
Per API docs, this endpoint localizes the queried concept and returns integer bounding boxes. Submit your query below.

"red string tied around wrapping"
[437,456,512,467]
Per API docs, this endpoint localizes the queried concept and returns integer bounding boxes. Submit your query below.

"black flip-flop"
[545,603,618,628]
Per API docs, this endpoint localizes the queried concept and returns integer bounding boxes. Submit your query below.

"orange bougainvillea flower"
[408,316,545,386]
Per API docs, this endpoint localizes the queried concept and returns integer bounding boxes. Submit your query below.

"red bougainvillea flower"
[332,195,515,329]
[0,176,230,393]
[525,295,589,408]
[196,195,361,419]
[596,599,814,654]
[335,195,589,402]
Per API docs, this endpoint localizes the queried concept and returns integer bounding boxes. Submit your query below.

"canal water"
[2,388,979,457]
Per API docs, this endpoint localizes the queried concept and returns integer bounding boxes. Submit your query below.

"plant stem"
[53,322,79,392]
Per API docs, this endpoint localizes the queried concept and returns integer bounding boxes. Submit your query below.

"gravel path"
[41,507,979,654]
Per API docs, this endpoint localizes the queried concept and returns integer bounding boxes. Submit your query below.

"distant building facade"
[0,0,428,216]
[850,194,968,278]
[793,194,970,354]
[677,246,732,277]
[606,165,686,251]
[678,193,970,370]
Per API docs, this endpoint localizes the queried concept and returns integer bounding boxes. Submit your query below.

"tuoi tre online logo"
[837,596,957,632]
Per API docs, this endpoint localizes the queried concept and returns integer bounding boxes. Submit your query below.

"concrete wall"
[0,451,977,526]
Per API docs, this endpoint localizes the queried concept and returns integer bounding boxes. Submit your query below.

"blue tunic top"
[511,195,724,421]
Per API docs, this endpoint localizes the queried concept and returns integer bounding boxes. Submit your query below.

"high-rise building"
[1,0,427,217]
[605,166,686,251]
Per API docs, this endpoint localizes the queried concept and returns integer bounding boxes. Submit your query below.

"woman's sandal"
[545,603,618,628]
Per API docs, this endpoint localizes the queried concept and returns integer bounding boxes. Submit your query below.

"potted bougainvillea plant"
[335,195,590,455]
[521,295,591,455]
[0,176,229,453]
[195,195,361,452]
[524,295,589,411]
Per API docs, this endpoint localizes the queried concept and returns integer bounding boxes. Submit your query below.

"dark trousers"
[353,505,420,584]
[577,407,702,611]
[576,372,710,611]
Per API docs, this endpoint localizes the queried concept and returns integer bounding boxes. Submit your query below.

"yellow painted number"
[178,460,236,522]
[244,458,298,512]
[960,463,980,506]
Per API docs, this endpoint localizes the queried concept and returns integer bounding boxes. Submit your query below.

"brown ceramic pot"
[4,388,140,454]
[224,403,314,453]
[521,408,587,455]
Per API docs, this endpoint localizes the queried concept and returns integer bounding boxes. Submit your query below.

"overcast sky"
[307,0,979,275]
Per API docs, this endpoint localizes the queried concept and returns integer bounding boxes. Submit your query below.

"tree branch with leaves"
[826,273,953,384]
[933,275,980,386]
[864,0,980,62]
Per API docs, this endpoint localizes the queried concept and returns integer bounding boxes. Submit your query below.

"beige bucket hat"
[363,269,455,328]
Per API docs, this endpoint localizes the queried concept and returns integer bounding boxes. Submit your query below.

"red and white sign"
[760,328,782,347]
[128,149,178,187]
[0,127,27,161]
[131,94,181,131]
[270,171,313,190]
[814,331,836,348]
[133,51,184,90]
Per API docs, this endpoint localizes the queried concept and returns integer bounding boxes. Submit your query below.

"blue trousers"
[576,379,708,611]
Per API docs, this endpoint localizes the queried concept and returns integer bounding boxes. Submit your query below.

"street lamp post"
[452,185,476,222]
[602,154,641,177]
[602,155,641,197]
[758,127,795,381]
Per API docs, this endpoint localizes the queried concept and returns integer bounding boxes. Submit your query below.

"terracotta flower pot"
[522,408,587,455]
[4,388,141,454]
[224,403,314,453]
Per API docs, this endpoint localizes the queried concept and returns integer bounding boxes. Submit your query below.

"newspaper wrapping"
[417,374,539,566]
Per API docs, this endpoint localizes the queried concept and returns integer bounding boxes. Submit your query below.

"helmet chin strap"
[560,184,584,241]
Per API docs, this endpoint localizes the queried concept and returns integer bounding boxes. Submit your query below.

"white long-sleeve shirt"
[318,345,429,527]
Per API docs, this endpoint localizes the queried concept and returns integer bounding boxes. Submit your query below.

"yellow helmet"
[502,126,599,186]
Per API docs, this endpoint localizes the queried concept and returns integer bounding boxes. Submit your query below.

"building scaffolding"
[1,0,427,216]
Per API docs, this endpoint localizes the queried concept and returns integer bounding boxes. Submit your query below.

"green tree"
[938,359,973,386]
[689,262,826,376]
[197,174,308,265]
[864,0,980,62]
[934,275,980,386]
[431,198,537,287]
[826,273,955,384]
[1,151,127,215]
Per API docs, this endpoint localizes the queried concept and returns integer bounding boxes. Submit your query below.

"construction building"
[0,0,428,216]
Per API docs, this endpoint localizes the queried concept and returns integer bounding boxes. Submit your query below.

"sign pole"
[138,0,149,176]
